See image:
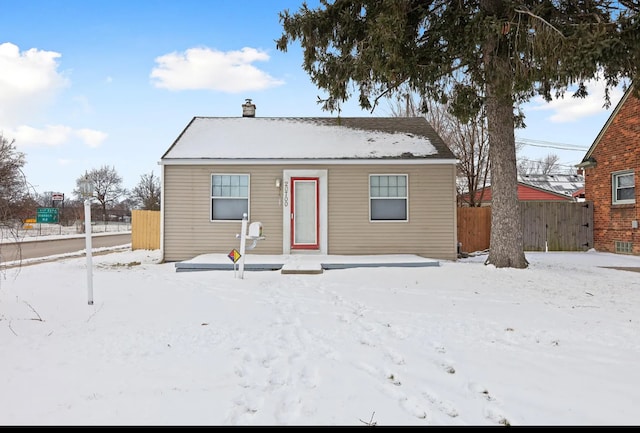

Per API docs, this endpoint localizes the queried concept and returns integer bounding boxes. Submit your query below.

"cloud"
[11,124,73,146]
[75,128,108,148]
[150,47,284,92]
[528,79,625,123]
[0,42,69,126]
[9,124,107,149]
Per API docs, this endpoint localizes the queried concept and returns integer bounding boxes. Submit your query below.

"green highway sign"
[36,207,59,224]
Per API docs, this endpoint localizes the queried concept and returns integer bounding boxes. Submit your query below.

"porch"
[174,253,440,274]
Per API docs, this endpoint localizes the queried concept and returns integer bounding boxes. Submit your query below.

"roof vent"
[242,98,256,117]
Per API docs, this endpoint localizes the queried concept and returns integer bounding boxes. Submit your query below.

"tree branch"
[514,8,566,39]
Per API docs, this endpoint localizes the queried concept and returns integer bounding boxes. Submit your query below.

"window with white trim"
[612,171,635,205]
[211,174,249,220]
[370,174,408,221]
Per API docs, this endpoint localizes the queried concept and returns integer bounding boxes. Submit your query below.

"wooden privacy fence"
[132,210,160,250]
[457,201,594,253]
[457,207,491,253]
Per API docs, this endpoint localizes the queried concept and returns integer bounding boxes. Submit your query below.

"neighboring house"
[159,102,459,262]
[518,173,585,199]
[459,173,584,205]
[577,84,639,255]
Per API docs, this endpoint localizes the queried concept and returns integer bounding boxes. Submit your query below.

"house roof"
[577,83,635,168]
[517,173,584,197]
[460,174,584,203]
[161,117,456,161]
[467,183,576,202]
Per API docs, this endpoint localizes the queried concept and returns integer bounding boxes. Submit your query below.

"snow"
[162,118,438,159]
[1,245,640,426]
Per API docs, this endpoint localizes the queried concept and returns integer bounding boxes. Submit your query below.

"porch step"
[280,262,324,275]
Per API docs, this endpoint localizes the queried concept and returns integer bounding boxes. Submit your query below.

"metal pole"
[84,198,94,305]
[238,213,248,279]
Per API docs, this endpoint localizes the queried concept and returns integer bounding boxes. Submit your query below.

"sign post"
[52,193,64,234]
[228,248,241,278]
[79,175,94,305]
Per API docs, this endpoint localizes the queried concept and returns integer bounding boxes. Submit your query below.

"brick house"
[577,84,639,255]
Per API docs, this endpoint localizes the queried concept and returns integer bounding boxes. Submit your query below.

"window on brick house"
[612,171,635,205]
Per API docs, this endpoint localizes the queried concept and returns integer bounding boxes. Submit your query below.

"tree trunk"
[485,87,527,268]
[482,5,528,269]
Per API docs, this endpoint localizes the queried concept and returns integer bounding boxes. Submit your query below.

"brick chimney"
[242,99,256,117]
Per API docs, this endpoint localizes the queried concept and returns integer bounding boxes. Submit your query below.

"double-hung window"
[211,174,249,220]
[612,171,635,205]
[370,174,408,221]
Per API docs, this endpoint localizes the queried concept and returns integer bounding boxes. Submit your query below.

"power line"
[516,137,590,152]
[517,156,580,171]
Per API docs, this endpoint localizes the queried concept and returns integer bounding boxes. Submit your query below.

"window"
[612,171,635,205]
[370,174,408,221]
[615,241,633,254]
[211,174,249,220]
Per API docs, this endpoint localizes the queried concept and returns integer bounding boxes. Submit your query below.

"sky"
[0,0,629,199]
[1,239,640,425]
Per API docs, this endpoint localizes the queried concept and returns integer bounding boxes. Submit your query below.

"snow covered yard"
[0,248,639,426]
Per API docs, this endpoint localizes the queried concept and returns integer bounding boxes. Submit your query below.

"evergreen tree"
[277,0,639,268]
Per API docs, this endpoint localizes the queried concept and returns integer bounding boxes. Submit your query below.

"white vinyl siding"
[370,174,408,221]
[612,171,634,205]
[211,174,249,220]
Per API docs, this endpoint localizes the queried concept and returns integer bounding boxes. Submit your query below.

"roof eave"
[576,157,597,169]
[159,157,458,166]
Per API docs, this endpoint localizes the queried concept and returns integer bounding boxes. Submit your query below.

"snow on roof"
[162,117,449,160]
[518,173,585,196]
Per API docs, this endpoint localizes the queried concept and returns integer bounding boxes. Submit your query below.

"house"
[518,173,585,199]
[158,101,459,262]
[577,84,639,255]
[459,173,584,206]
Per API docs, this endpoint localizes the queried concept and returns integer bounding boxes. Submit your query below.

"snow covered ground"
[1,245,639,426]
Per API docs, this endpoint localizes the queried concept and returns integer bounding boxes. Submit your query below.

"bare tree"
[518,153,562,175]
[387,91,490,207]
[0,134,31,225]
[130,171,161,210]
[0,133,33,269]
[74,165,125,222]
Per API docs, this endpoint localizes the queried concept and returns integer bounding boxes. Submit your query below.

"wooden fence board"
[132,210,160,250]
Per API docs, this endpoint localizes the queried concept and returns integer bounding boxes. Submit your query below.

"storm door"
[290,177,319,250]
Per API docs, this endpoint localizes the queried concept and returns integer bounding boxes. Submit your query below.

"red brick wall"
[583,90,640,254]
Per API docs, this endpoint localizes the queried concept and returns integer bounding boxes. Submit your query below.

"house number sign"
[283,181,289,207]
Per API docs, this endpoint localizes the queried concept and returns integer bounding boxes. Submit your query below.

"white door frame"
[282,169,327,254]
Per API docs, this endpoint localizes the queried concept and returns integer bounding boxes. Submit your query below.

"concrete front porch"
[174,253,440,274]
